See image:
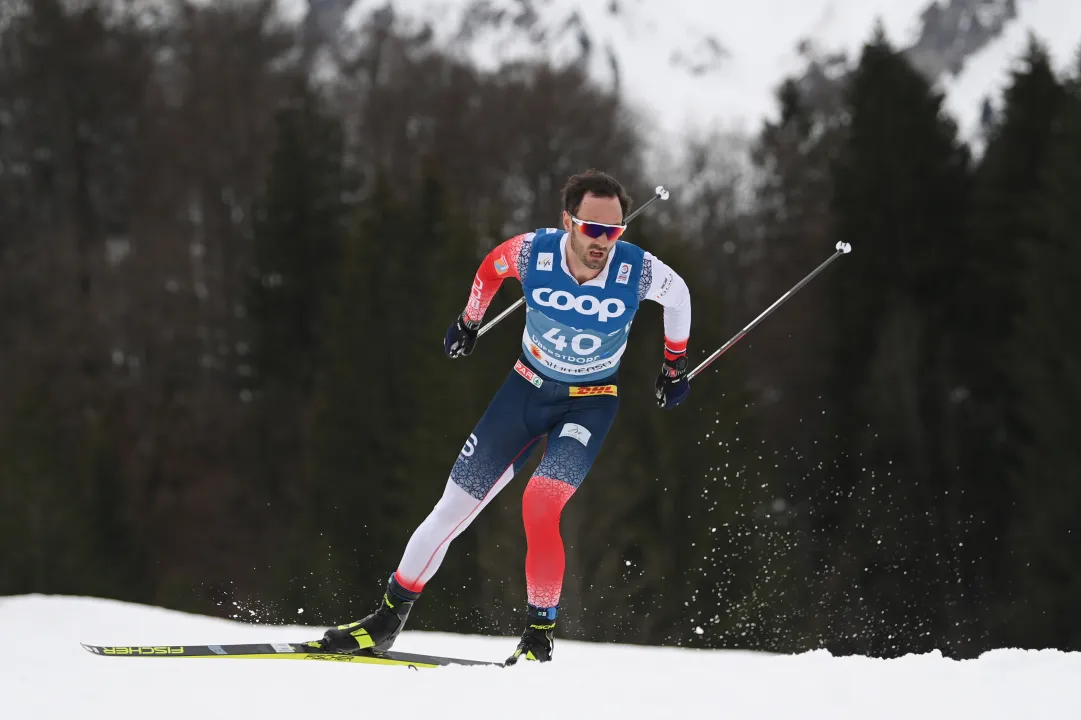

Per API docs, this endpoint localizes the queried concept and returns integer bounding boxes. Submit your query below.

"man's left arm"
[640,252,692,408]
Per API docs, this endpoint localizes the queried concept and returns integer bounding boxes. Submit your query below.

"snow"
[941,0,1081,144]
[273,0,309,26]
[4,594,1080,719]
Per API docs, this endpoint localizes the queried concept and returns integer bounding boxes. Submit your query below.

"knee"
[522,476,575,530]
[427,476,480,525]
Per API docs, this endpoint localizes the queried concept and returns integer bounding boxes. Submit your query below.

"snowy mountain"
[288,0,1080,153]
[940,0,1081,140]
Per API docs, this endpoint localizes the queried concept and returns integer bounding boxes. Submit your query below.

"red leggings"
[521,476,577,607]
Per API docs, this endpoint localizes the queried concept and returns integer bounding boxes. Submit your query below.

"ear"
[562,211,572,233]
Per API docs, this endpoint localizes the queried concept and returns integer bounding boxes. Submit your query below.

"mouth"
[588,248,606,261]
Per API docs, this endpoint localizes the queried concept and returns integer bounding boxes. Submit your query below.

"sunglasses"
[571,215,626,241]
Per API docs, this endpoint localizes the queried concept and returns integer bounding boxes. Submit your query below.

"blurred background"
[2,0,1079,659]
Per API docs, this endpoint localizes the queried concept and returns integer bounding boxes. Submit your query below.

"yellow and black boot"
[306,575,419,654]
[505,605,556,665]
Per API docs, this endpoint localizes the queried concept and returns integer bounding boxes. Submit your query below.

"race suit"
[392,228,691,611]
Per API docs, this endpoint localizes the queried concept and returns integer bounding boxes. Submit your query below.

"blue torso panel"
[519,229,644,382]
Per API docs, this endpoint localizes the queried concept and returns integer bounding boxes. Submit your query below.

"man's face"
[563,192,624,271]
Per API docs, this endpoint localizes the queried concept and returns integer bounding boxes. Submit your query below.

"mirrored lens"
[576,219,625,240]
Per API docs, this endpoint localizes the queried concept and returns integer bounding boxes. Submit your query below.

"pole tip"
[836,242,852,254]
[655,185,670,200]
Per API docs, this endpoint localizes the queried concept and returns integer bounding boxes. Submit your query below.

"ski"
[81,642,503,669]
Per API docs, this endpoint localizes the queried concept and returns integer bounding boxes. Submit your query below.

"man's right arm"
[445,232,532,358]
[462,232,532,325]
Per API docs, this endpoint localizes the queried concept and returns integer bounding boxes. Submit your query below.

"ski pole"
[477,185,671,339]
[687,242,853,382]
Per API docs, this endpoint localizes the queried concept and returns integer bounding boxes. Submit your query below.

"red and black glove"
[445,313,479,358]
[655,353,690,409]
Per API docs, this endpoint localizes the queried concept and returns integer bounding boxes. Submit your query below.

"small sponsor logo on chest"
[616,262,632,284]
[537,252,554,271]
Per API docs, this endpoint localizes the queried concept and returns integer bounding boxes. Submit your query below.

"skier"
[306,169,692,664]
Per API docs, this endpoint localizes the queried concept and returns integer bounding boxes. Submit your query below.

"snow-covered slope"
[3,594,1080,719]
[287,0,1079,149]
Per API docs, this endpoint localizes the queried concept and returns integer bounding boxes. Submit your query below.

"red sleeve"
[664,337,688,362]
[463,233,527,324]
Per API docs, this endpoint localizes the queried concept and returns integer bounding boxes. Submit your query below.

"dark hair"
[561,169,632,220]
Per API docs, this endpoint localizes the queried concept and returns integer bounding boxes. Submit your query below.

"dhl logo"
[568,385,617,397]
[102,646,185,655]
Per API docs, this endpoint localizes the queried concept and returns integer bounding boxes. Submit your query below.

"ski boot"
[304,575,419,654]
[505,605,557,665]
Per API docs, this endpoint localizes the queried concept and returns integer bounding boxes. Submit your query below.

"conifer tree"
[956,40,1067,606]
[824,28,973,656]
[296,173,406,618]
[248,79,349,396]
[1006,51,1081,650]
